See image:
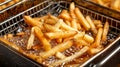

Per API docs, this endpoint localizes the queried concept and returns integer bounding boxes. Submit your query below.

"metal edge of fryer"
[0,41,43,67]
[81,36,120,67]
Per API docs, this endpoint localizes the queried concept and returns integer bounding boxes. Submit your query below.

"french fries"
[40,40,73,59]
[51,46,89,66]
[93,0,120,11]
[0,2,110,67]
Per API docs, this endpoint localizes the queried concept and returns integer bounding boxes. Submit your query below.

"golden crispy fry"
[71,19,77,29]
[77,22,81,30]
[88,47,103,55]
[34,26,51,51]
[111,0,120,10]
[45,18,56,25]
[59,10,71,21]
[54,20,61,29]
[45,31,77,39]
[51,46,89,66]
[74,39,90,47]
[86,16,97,34]
[75,8,90,30]
[60,19,78,32]
[1,5,6,9]
[94,28,103,47]
[3,35,7,39]
[69,2,76,19]
[83,34,94,44]
[33,15,48,21]
[27,27,35,50]
[24,16,43,29]
[40,40,73,59]
[43,23,61,32]
[88,28,104,55]
[102,22,109,42]
[55,52,66,59]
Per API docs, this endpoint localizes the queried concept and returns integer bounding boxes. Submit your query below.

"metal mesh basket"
[0,0,44,23]
[0,0,120,66]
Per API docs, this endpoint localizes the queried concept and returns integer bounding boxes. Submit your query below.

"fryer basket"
[74,0,120,21]
[0,0,120,67]
[0,0,44,23]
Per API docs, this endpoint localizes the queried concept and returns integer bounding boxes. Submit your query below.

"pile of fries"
[1,2,110,66]
[92,0,120,11]
[0,0,20,10]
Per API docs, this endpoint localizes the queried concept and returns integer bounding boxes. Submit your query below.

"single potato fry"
[83,34,94,44]
[34,26,51,51]
[45,31,77,39]
[45,18,57,25]
[77,22,81,30]
[90,28,103,49]
[43,23,61,32]
[75,8,90,30]
[102,21,109,42]
[74,39,90,47]
[86,16,97,34]
[71,19,78,29]
[69,2,76,19]
[27,27,35,50]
